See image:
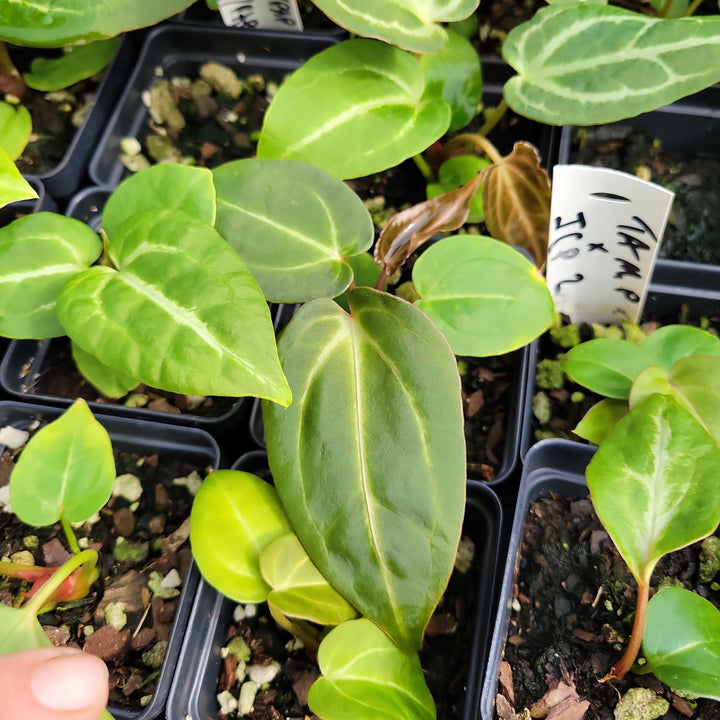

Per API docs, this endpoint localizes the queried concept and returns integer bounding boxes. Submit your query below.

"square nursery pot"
[521,257,720,459]
[88,23,338,190]
[558,83,720,265]
[12,34,137,201]
[0,185,255,444]
[165,451,503,720]
[0,400,221,720]
[480,438,720,719]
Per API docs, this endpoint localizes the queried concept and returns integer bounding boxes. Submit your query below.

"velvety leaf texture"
[263,288,465,653]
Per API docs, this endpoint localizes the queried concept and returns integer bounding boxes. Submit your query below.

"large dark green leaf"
[502,4,720,125]
[213,159,373,303]
[263,288,465,652]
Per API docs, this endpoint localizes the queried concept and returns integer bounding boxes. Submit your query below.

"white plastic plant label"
[216,0,304,30]
[546,165,674,324]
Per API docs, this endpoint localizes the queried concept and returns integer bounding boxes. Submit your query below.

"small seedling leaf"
[573,398,628,445]
[263,289,465,653]
[0,102,31,160]
[587,394,720,583]
[307,618,435,720]
[310,0,477,52]
[502,5,720,125]
[190,470,292,603]
[426,155,490,224]
[0,146,37,209]
[213,159,373,303]
[261,533,357,626]
[56,208,291,404]
[257,39,451,179]
[412,235,554,357]
[10,399,115,526]
[0,603,53,653]
[0,213,101,338]
[644,586,720,700]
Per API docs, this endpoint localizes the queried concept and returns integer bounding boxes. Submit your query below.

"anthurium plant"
[0,399,116,720]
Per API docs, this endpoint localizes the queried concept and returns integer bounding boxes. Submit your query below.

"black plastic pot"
[12,35,136,201]
[0,400,221,720]
[0,186,261,448]
[521,257,720,459]
[166,452,503,720]
[88,24,337,190]
[480,438,594,720]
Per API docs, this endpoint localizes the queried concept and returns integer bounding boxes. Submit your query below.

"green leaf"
[0,147,37,209]
[334,253,382,313]
[190,470,292,603]
[0,603,53,653]
[263,289,465,653]
[0,212,102,338]
[71,341,139,398]
[502,4,720,125]
[0,102,31,160]
[310,0,477,52]
[56,209,291,404]
[257,39,451,179]
[308,618,435,720]
[261,533,357,626]
[640,325,720,369]
[10,399,115,526]
[23,37,121,91]
[426,155,490,223]
[102,164,217,240]
[412,235,554,357]
[644,586,720,700]
[418,29,482,131]
[213,159,374,303]
[573,398,628,445]
[587,394,720,584]
[0,1,196,46]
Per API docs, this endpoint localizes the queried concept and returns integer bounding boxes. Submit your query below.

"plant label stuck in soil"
[216,0,304,30]
[546,165,674,324]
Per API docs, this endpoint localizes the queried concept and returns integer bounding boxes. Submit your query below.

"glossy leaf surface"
[644,587,720,700]
[10,399,115,526]
[502,5,720,125]
[0,102,31,160]
[308,618,435,720]
[412,235,554,356]
[587,394,720,584]
[261,533,357,626]
[263,289,465,652]
[573,398,628,445]
[190,470,292,603]
[0,0,195,46]
[213,159,373,303]
[426,155,490,223]
[257,39,451,179]
[0,147,37,209]
[0,213,101,338]
[310,0,478,52]
[71,341,139,399]
[56,209,291,403]
[102,163,216,239]
[23,37,121,91]
[481,141,551,268]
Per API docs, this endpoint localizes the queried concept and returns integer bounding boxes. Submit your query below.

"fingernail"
[30,650,109,712]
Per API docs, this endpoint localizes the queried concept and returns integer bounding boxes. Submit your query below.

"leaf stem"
[443,133,503,165]
[683,0,703,15]
[267,603,320,654]
[61,518,82,555]
[603,579,650,682]
[658,0,674,17]
[477,99,509,139]
[412,153,433,182]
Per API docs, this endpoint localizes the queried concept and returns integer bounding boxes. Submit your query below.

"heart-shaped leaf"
[10,399,115,526]
[644,586,720,700]
[190,470,292,603]
[56,208,291,404]
[71,341,139,399]
[587,394,720,584]
[308,618,435,720]
[412,234,554,357]
[0,212,102,338]
[102,163,216,240]
[263,289,465,653]
[0,0,196,46]
[502,4,720,125]
[0,146,37,209]
[261,532,357,626]
[309,0,478,52]
[213,158,373,303]
[257,39,451,179]
[481,141,551,268]
[0,102,31,160]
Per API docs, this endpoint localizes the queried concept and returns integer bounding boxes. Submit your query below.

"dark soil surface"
[495,495,720,719]
[0,428,211,710]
